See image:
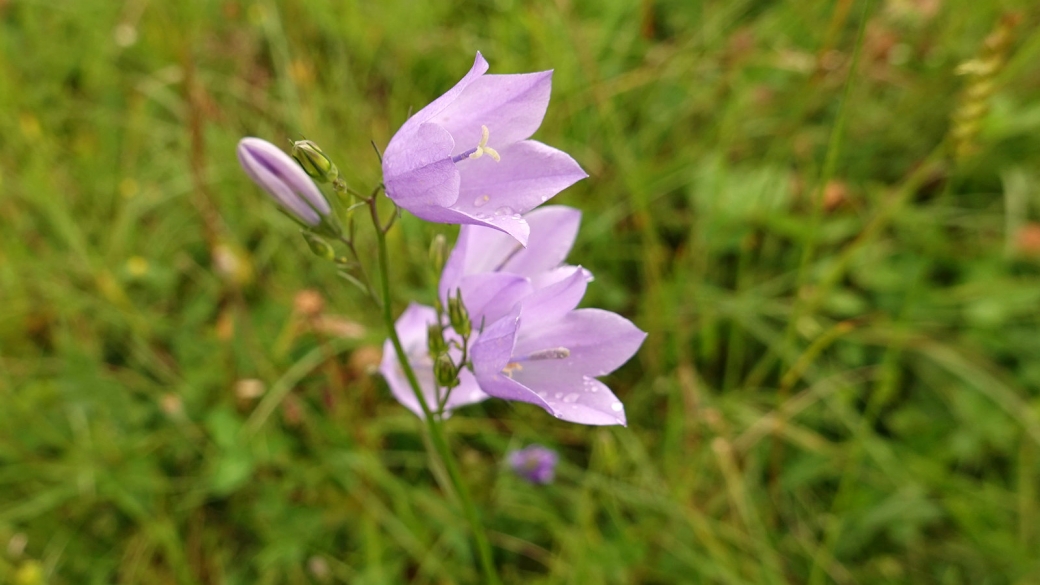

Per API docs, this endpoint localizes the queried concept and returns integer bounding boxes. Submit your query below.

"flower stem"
[368,199,500,584]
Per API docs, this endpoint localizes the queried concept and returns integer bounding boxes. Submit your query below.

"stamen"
[525,347,571,360]
[502,362,524,378]
[456,125,502,163]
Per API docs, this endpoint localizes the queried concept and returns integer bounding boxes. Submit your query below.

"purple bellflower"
[470,269,646,426]
[381,207,587,420]
[237,137,332,226]
[382,52,587,246]
[380,303,489,419]
[508,444,559,484]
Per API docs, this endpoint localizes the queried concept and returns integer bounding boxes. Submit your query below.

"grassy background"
[3,0,1040,583]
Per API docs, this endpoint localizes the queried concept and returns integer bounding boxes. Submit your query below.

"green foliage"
[3,0,1040,583]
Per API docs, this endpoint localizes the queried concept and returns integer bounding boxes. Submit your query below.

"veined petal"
[431,70,553,157]
[510,369,627,426]
[471,305,521,381]
[515,268,588,329]
[379,304,488,419]
[390,52,490,146]
[451,272,532,326]
[514,308,647,377]
[445,206,582,279]
[383,123,459,209]
[454,140,587,221]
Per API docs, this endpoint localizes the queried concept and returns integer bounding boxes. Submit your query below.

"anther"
[526,348,571,360]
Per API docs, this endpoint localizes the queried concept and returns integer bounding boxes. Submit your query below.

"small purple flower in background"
[508,444,559,484]
[471,270,646,426]
[382,52,587,245]
[379,303,489,419]
[237,137,332,226]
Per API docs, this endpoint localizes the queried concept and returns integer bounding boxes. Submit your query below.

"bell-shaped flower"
[438,205,589,328]
[470,270,646,426]
[380,303,489,419]
[382,52,587,245]
[237,137,332,226]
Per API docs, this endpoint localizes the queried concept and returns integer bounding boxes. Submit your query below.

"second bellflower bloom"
[470,270,646,426]
[380,303,489,419]
[382,52,587,246]
[438,205,589,327]
[237,137,332,226]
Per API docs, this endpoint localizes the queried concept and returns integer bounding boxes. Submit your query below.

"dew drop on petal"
[562,393,579,403]
[610,402,623,412]
[473,194,490,208]
[494,206,514,217]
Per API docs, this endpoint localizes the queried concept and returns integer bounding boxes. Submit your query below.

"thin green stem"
[368,199,500,584]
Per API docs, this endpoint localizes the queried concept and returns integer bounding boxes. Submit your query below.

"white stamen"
[468,125,501,162]
[526,347,571,360]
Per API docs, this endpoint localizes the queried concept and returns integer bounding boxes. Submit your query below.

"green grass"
[3,0,1040,583]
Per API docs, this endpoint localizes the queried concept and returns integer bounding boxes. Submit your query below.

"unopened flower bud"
[237,137,333,227]
[434,354,459,389]
[429,234,447,274]
[447,290,471,338]
[291,139,339,183]
[302,231,335,260]
[427,323,448,356]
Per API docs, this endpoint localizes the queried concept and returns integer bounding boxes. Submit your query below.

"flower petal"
[430,70,553,157]
[452,272,532,326]
[390,52,489,146]
[383,123,460,210]
[453,140,587,220]
[511,369,627,426]
[515,267,589,329]
[444,206,582,282]
[379,304,488,419]
[514,308,647,377]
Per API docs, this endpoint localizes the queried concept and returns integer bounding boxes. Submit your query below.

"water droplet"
[562,393,579,403]
[540,195,549,202]
[474,213,490,220]
[510,214,521,220]
[610,402,623,412]
[494,206,514,216]
[473,194,490,208]
[554,392,562,399]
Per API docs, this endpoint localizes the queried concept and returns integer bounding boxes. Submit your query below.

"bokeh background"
[3,0,1040,583]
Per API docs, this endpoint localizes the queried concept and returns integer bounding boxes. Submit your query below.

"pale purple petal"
[382,123,459,209]
[514,268,588,329]
[454,140,587,218]
[453,272,532,326]
[471,305,520,381]
[379,304,488,419]
[514,308,647,377]
[501,206,582,274]
[514,371,626,426]
[529,265,593,290]
[444,206,582,282]
[430,70,553,157]
[393,52,490,140]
